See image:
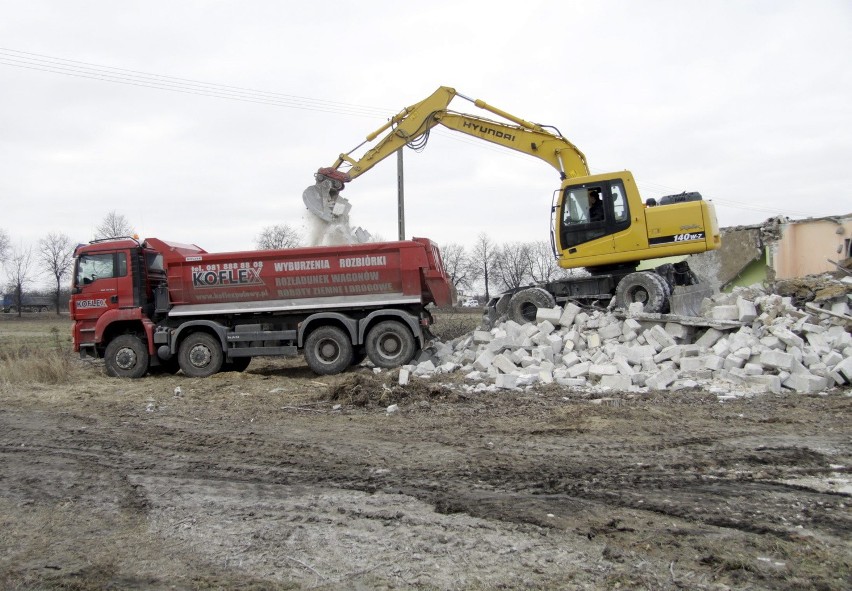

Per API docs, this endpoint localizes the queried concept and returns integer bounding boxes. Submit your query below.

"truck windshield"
[75,253,126,286]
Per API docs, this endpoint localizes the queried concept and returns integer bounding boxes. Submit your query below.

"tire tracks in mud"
[1,400,848,544]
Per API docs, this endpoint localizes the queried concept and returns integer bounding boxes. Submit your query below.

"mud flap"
[669,283,713,317]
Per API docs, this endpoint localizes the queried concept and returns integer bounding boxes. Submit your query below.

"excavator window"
[559,180,631,249]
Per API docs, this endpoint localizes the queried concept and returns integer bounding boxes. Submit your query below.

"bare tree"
[0,228,10,263]
[471,233,497,300]
[440,243,480,291]
[256,224,302,250]
[3,244,36,318]
[492,241,533,291]
[95,211,135,240]
[528,240,569,283]
[39,232,75,315]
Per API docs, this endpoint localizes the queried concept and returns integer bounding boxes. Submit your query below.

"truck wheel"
[222,357,251,372]
[615,272,667,313]
[105,335,149,378]
[178,332,224,378]
[365,321,416,368]
[304,326,353,375]
[508,287,556,324]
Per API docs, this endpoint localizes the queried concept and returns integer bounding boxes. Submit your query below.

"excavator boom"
[302,86,589,221]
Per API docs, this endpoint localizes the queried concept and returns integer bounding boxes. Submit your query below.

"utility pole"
[397,149,405,240]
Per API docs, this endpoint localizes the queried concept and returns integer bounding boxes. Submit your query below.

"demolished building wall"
[771,215,852,279]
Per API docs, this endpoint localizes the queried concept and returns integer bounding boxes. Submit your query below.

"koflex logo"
[192,268,263,288]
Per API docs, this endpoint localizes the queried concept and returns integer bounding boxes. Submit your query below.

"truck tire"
[178,332,224,378]
[304,326,353,375]
[615,272,667,313]
[104,334,149,379]
[365,320,416,368]
[508,287,556,324]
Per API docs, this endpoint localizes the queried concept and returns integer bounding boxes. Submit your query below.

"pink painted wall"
[771,216,852,279]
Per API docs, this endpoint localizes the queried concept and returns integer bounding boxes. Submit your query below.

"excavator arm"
[303,86,590,222]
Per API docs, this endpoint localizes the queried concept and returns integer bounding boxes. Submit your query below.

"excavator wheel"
[614,272,668,314]
[508,287,557,325]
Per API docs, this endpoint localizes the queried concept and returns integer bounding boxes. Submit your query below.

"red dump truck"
[69,236,454,378]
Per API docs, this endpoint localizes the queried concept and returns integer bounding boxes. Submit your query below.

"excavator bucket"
[302,178,351,223]
[669,283,713,317]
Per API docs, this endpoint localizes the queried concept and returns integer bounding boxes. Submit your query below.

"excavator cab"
[556,174,633,255]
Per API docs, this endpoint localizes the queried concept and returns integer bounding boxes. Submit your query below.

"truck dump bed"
[143,237,454,317]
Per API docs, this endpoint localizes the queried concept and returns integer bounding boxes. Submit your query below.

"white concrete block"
[495,374,519,389]
[747,375,782,394]
[492,353,517,374]
[759,349,794,372]
[614,357,635,376]
[710,305,739,321]
[650,325,677,350]
[783,373,829,393]
[561,352,581,368]
[736,297,758,323]
[771,326,804,349]
[589,364,619,377]
[832,356,852,384]
[743,363,764,376]
[646,368,678,390]
[679,357,705,372]
[473,350,496,371]
[619,344,656,365]
[486,337,509,353]
[823,350,843,368]
[472,330,493,344]
[537,320,556,336]
[559,303,582,328]
[805,332,831,355]
[546,334,564,355]
[598,322,623,341]
[695,328,724,349]
[398,368,410,385]
[654,345,683,363]
[759,335,784,350]
[664,322,690,341]
[600,374,632,390]
[568,361,591,378]
[622,318,643,336]
[723,354,746,370]
[586,333,602,349]
[626,301,645,317]
[539,369,554,384]
[555,377,587,387]
[414,360,436,375]
[536,306,563,325]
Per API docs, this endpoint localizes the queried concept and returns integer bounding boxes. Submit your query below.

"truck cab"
[70,238,165,361]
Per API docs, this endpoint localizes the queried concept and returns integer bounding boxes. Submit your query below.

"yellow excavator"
[303,86,720,321]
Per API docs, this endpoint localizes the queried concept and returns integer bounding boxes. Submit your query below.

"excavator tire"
[508,287,557,325]
[615,272,668,314]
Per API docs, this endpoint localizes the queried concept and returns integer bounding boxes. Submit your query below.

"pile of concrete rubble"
[399,277,852,395]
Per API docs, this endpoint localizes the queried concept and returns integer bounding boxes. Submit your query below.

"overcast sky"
[2,0,851,264]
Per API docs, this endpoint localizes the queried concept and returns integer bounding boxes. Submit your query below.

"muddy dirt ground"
[1,317,850,590]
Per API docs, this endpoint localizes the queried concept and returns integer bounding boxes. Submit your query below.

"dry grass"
[431,307,483,341]
[0,316,75,386]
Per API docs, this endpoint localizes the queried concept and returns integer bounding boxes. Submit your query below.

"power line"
[0,47,391,118]
[0,48,812,219]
